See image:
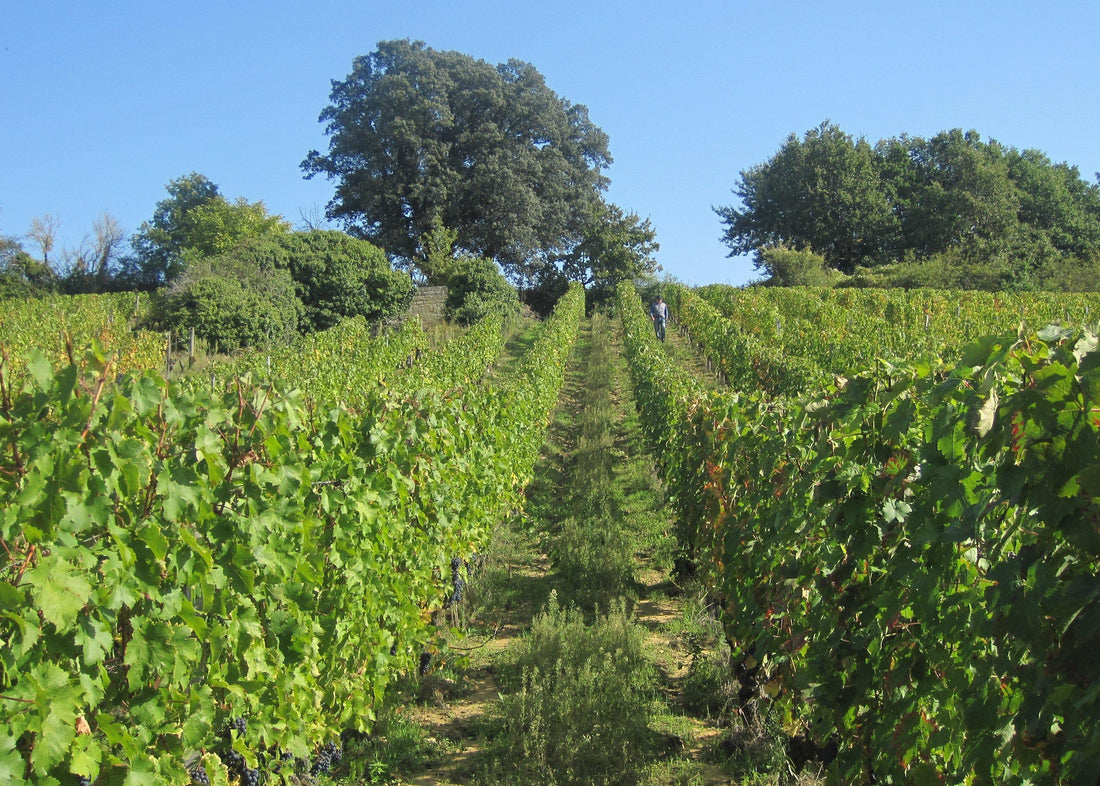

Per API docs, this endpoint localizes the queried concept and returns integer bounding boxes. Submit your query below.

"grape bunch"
[309,741,343,775]
[447,555,466,606]
[188,767,210,785]
[222,716,248,739]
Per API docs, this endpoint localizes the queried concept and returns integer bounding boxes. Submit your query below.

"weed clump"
[480,592,661,785]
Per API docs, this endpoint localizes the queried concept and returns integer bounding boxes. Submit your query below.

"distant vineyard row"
[620,281,1100,784]
[671,282,1100,396]
[0,292,162,384]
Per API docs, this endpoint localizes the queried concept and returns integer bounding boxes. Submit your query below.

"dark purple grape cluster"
[188,767,210,784]
[309,741,343,775]
[447,555,466,606]
[223,716,248,738]
[222,748,246,773]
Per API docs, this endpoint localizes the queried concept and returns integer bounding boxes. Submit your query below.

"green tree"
[560,200,660,305]
[722,122,1100,289]
[130,173,290,288]
[1006,148,1100,258]
[279,230,415,331]
[899,129,1020,259]
[416,214,461,285]
[717,121,898,274]
[302,39,611,280]
[758,245,842,287]
[0,235,55,299]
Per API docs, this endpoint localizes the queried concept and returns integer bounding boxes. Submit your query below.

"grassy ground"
[324,312,815,785]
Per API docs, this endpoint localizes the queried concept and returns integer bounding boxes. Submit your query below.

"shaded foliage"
[280,230,414,331]
[443,256,519,326]
[559,200,660,308]
[157,230,413,351]
[302,39,611,280]
[128,173,290,288]
[158,238,300,352]
[0,236,56,299]
[719,121,1100,289]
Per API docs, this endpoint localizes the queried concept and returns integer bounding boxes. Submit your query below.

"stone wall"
[405,285,447,324]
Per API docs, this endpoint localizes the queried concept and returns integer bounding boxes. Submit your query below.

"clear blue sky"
[3,1,1098,287]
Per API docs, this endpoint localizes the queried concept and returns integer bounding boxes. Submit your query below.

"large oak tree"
[302,39,612,281]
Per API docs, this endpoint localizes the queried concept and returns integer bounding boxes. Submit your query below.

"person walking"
[649,295,669,341]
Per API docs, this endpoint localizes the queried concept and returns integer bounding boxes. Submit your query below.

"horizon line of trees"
[718,120,1100,291]
[8,52,1100,318]
[3,41,661,314]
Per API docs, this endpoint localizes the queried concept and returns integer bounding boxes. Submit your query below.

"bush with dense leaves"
[758,245,843,287]
[443,256,519,325]
[484,594,660,785]
[160,239,300,351]
[281,230,414,331]
[160,230,416,351]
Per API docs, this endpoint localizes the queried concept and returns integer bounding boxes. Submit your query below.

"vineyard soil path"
[383,313,731,785]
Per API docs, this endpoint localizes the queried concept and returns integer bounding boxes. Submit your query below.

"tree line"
[6,41,1100,342]
[2,40,660,347]
[717,121,1100,290]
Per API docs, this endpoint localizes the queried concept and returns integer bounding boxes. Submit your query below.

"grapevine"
[0,285,583,783]
[618,280,1100,783]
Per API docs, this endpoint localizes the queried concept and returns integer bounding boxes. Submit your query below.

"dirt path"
[352,314,737,785]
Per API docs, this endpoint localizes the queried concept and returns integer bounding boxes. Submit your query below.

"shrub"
[443,257,520,325]
[1035,251,1100,292]
[0,239,56,299]
[521,266,570,318]
[550,516,635,611]
[758,246,842,287]
[281,230,415,331]
[160,240,300,352]
[482,594,660,785]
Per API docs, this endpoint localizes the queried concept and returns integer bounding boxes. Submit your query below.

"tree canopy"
[717,121,1100,288]
[280,229,415,331]
[559,200,660,304]
[129,173,291,288]
[160,240,302,352]
[158,230,414,350]
[302,39,612,281]
[717,122,896,274]
[0,235,55,299]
